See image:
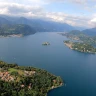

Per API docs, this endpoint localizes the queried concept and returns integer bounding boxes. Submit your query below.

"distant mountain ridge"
[0,17,11,25]
[82,28,96,36]
[65,28,96,37]
[14,17,75,32]
[0,15,90,34]
[65,27,96,37]
[0,15,75,32]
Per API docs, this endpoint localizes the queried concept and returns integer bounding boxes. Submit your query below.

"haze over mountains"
[0,15,87,32]
[68,28,96,37]
[82,28,96,36]
[0,15,96,36]
[0,15,75,32]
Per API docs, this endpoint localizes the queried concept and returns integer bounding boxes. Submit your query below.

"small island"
[0,61,63,96]
[42,42,50,46]
[64,40,96,54]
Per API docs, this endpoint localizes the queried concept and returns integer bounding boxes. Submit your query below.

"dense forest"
[64,40,96,54]
[0,61,63,96]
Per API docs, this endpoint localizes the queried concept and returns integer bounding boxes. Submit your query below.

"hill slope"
[83,28,96,36]
[15,17,75,32]
[0,17,11,25]
[0,24,36,36]
[0,61,63,96]
[0,15,75,32]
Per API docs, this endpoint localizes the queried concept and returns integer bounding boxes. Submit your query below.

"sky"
[0,0,96,28]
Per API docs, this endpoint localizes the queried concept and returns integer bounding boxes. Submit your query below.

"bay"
[0,32,96,96]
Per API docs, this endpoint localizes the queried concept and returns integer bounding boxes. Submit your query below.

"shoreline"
[64,42,96,54]
[47,83,64,96]
[64,42,73,49]
[0,34,23,38]
[0,61,64,96]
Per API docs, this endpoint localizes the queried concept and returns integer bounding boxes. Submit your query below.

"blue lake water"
[0,32,96,96]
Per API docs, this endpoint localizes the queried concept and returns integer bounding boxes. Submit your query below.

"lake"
[0,32,96,96]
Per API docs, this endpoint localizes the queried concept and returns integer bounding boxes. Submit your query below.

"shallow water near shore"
[0,32,96,96]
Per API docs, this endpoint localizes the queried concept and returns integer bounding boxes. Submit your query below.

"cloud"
[0,0,95,28]
[45,12,92,27]
[47,0,87,4]
[91,18,96,22]
[0,2,44,17]
[90,14,96,27]
[0,0,46,6]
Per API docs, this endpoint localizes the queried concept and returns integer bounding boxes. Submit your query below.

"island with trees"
[42,42,50,46]
[0,61,63,96]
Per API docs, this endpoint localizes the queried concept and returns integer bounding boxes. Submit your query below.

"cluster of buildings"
[24,71,36,76]
[0,71,14,82]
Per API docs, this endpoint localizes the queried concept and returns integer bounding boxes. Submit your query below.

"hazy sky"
[0,0,96,28]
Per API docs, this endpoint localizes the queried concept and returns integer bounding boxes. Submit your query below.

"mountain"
[0,15,75,32]
[62,30,96,46]
[0,24,36,36]
[15,17,75,32]
[0,15,19,22]
[74,26,87,31]
[82,28,96,36]
[66,30,83,35]
[66,27,96,37]
[0,17,11,25]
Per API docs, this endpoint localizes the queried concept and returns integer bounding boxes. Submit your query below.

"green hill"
[0,61,63,96]
[0,24,36,36]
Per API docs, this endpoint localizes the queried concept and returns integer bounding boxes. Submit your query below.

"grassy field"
[8,68,24,82]
[8,68,24,75]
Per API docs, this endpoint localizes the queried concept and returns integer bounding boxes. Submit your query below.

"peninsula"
[60,30,96,54]
[0,61,63,96]
[64,40,96,54]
